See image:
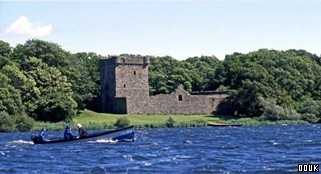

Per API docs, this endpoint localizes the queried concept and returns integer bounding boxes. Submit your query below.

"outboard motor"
[30,135,39,144]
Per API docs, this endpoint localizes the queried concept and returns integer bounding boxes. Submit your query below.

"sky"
[0,1,321,60]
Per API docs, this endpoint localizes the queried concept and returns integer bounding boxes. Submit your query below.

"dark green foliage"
[166,116,176,128]
[114,116,130,128]
[297,100,321,123]
[0,40,12,57]
[221,49,321,121]
[149,56,187,94]
[15,114,35,132]
[149,55,224,95]
[0,111,16,132]
[11,39,70,66]
[0,39,101,124]
[68,52,100,109]
[301,113,319,123]
[0,112,35,132]
[184,56,225,91]
[0,72,25,115]
[22,57,77,122]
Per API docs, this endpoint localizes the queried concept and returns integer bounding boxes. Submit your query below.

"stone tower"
[100,55,149,113]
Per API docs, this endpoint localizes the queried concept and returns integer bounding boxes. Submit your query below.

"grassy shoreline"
[33,110,309,131]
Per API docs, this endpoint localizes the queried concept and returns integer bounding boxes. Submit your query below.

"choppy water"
[0,125,321,173]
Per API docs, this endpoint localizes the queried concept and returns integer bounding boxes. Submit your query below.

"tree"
[149,56,195,95]
[184,55,225,91]
[11,40,100,111]
[22,57,77,122]
[222,49,321,119]
[68,52,100,109]
[0,40,11,57]
[11,39,70,67]
[0,72,25,115]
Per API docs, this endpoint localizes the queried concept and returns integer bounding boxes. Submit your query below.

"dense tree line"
[1,39,321,131]
[0,40,99,131]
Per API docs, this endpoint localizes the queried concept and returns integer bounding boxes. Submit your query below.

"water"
[1,125,321,173]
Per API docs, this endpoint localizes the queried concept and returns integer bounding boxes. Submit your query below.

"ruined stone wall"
[146,87,226,115]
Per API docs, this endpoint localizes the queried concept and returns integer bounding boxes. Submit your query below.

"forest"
[1,39,321,131]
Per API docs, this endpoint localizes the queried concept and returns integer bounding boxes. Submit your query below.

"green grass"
[33,110,310,131]
[73,109,221,129]
[75,110,219,124]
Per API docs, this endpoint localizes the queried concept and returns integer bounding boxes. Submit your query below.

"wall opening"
[178,95,183,101]
[134,71,136,75]
[124,84,126,88]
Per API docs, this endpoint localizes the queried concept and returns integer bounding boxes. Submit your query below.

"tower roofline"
[100,55,149,66]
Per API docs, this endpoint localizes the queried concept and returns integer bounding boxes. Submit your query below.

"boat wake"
[6,140,33,145]
[88,139,118,144]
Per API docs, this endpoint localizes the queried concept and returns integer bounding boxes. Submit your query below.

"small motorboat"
[207,122,242,127]
[31,126,135,144]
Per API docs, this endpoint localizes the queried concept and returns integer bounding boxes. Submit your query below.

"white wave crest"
[7,140,33,145]
[123,155,134,161]
[88,139,118,144]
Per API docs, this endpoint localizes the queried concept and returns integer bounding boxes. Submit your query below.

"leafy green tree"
[297,100,321,123]
[184,56,225,91]
[15,114,35,132]
[68,52,100,109]
[149,56,196,95]
[22,57,77,122]
[0,111,16,132]
[0,40,11,57]
[0,72,25,115]
[11,39,69,67]
[222,49,321,119]
[11,40,100,110]
[1,64,40,115]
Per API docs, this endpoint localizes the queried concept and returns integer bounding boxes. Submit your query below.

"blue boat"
[31,126,135,144]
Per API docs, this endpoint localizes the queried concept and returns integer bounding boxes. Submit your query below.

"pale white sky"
[1,1,321,60]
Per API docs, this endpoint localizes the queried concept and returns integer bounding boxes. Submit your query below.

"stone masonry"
[100,55,227,114]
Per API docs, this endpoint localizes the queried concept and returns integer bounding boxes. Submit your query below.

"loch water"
[0,125,321,173]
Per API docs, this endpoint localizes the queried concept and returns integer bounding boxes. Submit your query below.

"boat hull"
[31,126,134,144]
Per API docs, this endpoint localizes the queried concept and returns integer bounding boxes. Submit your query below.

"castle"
[100,55,227,114]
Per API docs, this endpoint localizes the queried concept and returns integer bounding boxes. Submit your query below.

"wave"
[87,139,118,144]
[6,140,33,145]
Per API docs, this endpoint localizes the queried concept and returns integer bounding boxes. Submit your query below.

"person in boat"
[64,124,74,140]
[76,123,88,138]
[38,127,49,142]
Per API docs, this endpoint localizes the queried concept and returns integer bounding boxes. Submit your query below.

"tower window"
[124,84,126,88]
[134,71,136,75]
[178,95,183,101]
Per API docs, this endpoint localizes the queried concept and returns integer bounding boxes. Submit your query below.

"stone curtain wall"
[146,87,226,115]
[100,55,227,114]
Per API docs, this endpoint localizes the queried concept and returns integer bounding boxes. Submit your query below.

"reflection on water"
[0,125,321,173]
